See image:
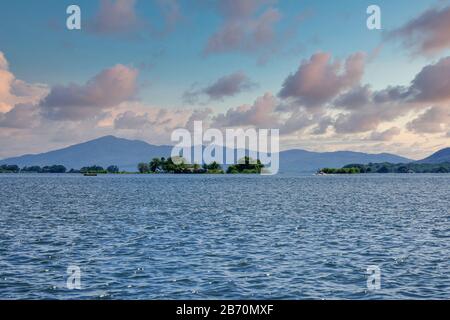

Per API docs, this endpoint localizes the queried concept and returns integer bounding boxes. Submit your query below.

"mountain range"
[1,135,447,173]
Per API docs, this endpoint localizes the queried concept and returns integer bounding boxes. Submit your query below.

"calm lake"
[0,174,449,299]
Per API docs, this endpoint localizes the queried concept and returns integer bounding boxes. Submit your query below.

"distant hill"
[0,135,412,173]
[0,136,172,172]
[418,148,450,164]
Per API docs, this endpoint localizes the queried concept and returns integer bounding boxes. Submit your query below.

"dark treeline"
[319,162,450,174]
[345,162,450,173]
[319,167,361,174]
[138,157,224,174]
[1,157,266,175]
[1,164,67,173]
[0,164,121,174]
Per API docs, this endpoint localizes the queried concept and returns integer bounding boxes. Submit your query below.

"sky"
[1,0,450,160]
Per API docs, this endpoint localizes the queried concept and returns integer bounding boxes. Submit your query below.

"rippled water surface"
[0,174,449,299]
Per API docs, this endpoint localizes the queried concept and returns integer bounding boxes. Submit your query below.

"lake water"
[0,174,449,300]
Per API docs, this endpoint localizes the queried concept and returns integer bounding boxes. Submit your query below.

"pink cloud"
[0,103,39,129]
[387,5,450,56]
[0,52,8,70]
[369,127,401,141]
[88,0,182,37]
[89,0,142,35]
[407,106,450,134]
[204,0,281,55]
[409,56,450,103]
[114,110,151,129]
[278,52,366,108]
[184,71,257,103]
[213,92,281,128]
[0,51,48,114]
[40,65,138,121]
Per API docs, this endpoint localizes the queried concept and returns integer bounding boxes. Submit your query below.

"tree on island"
[138,163,150,174]
[80,165,106,174]
[320,162,450,174]
[0,165,20,173]
[201,161,224,173]
[149,158,162,173]
[137,157,224,174]
[227,157,264,174]
[320,167,361,174]
[21,166,42,173]
[107,165,120,174]
[42,165,67,173]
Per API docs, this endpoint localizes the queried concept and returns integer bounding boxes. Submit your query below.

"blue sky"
[0,0,437,107]
[1,0,450,159]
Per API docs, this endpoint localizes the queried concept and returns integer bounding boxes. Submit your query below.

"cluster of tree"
[138,157,265,174]
[80,165,120,174]
[80,165,106,174]
[202,161,224,174]
[21,166,43,173]
[320,167,361,174]
[41,165,67,173]
[343,162,450,173]
[320,162,450,174]
[0,165,20,173]
[138,157,224,174]
[1,165,67,173]
[226,157,264,174]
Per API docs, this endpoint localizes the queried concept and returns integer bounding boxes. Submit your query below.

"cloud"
[387,5,450,56]
[216,0,270,18]
[212,93,281,128]
[156,0,182,35]
[407,106,450,134]
[334,111,381,134]
[40,65,138,121]
[331,96,415,135]
[0,103,39,129]
[0,51,48,114]
[311,116,334,135]
[280,110,319,135]
[185,108,213,130]
[204,0,281,56]
[369,127,401,141]
[89,0,142,35]
[184,71,257,103]
[278,52,366,108]
[328,56,450,135]
[182,53,450,137]
[0,52,8,70]
[0,61,15,105]
[88,0,182,37]
[0,57,41,130]
[114,110,151,129]
[408,56,450,103]
[110,102,206,134]
[372,86,409,104]
[334,85,372,110]
[329,83,410,134]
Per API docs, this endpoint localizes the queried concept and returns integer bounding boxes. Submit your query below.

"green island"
[138,157,224,174]
[318,162,450,174]
[138,156,264,174]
